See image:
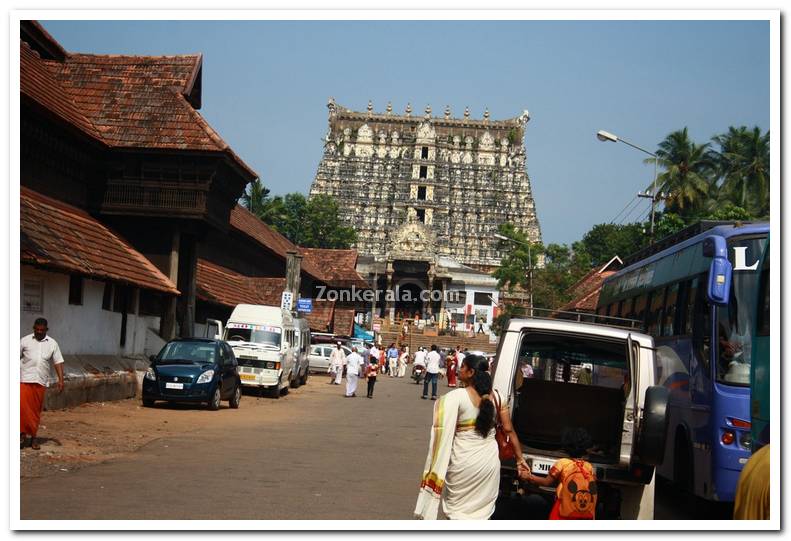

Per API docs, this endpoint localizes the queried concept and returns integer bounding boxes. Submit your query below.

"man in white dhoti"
[398,346,409,377]
[329,342,346,385]
[345,347,364,397]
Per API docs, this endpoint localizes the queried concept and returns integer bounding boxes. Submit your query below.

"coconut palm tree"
[711,126,769,217]
[240,179,271,217]
[649,128,716,217]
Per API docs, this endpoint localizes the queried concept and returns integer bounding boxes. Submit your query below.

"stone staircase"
[375,318,497,352]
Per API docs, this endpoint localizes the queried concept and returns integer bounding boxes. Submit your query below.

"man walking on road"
[329,342,346,385]
[422,344,441,400]
[345,347,364,398]
[387,343,399,377]
[20,318,65,450]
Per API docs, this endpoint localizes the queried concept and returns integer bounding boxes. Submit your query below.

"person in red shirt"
[519,427,598,520]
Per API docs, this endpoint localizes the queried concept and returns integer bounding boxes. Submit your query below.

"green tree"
[650,212,687,241]
[711,126,770,217]
[651,128,716,217]
[579,223,646,266]
[492,223,540,293]
[301,194,358,249]
[240,179,271,217]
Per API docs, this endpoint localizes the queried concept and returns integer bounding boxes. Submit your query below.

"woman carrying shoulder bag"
[414,355,525,520]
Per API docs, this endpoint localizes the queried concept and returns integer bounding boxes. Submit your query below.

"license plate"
[531,458,554,475]
[165,382,184,389]
[240,374,257,381]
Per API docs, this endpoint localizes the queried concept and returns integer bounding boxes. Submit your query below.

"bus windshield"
[716,235,768,386]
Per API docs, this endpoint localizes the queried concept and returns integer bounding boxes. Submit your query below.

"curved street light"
[596,129,659,241]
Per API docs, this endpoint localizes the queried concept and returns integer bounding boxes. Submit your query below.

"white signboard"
[281,291,293,311]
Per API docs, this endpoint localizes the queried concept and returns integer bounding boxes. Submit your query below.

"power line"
[618,198,646,225]
[609,195,640,225]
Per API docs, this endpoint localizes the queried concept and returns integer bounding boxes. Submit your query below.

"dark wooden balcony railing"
[101,180,209,217]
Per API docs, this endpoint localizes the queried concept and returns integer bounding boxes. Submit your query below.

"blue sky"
[40,19,770,246]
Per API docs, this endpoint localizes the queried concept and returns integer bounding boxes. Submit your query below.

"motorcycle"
[412,364,426,384]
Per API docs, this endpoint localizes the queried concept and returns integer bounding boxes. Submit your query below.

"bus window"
[623,298,635,320]
[663,283,680,337]
[646,287,666,336]
[683,278,699,335]
[633,295,647,327]
[617,300,624,318]
[692,273,711,375]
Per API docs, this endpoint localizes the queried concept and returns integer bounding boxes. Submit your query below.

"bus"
[750,237,770,451]
[597,221,769,503]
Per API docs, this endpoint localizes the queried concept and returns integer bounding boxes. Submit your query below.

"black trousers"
[367,377,376,397]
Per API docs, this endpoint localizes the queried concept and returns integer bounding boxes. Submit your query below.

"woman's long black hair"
[463,354,496,437]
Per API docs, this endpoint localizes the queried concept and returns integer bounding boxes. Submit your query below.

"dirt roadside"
[20,386,305,479]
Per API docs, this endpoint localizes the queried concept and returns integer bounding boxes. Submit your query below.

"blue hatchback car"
[142,338,242,410]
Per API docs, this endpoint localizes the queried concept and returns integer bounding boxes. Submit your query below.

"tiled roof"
[20,23,256,178]
[304,300,335,333]
[20,187,178,294]
[196,259,285,308]
[229,205,325,283]
[301,248,369,289]
[558,270,618,313]
[196,259,337,333]
[332,308,356,337]
[20,43,102,143]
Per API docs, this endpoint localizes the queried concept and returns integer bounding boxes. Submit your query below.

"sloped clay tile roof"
[558,270,618,313]
[20,23,256,178]
[304,300,335,333]
[301,248,369,289]
[20,43,102,143]
[229,205,325,282]
[196,259,285,308]
[20,187,178,294]
[332,308,356,337]
[197,259,336,333]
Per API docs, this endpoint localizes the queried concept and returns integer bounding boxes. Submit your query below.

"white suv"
[491,317,669,520]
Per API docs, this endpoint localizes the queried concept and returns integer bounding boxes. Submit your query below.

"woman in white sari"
[414,355,526,520]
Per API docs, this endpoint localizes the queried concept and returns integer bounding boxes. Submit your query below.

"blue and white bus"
[597,221,769,503]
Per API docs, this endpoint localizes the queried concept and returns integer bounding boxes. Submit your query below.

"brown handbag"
[493,390,515,460]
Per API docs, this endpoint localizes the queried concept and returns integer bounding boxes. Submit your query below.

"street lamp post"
[596,130,660,242]
[494,233,533,317]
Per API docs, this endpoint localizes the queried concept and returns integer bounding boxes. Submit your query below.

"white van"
[216,304,310,398]
[492,317,669,520]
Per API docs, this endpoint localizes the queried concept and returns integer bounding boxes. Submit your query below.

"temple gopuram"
[310,99,542,327]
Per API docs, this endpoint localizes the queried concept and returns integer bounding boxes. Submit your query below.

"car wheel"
[229,384,241,409]
[142,398,155,407]
[208,386,222,410]
[269,386,281,399]
[301,367,309,385]
[290,370,301,389]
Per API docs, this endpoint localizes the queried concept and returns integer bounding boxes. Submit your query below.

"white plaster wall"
[20,267,158,357]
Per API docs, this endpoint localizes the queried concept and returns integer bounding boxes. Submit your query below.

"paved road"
[21,373,438,520]
[21,371,729,521]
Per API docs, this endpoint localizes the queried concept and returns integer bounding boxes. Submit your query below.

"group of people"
[411,345,468,399]
[414,352,600,521]
[327,341,412,398]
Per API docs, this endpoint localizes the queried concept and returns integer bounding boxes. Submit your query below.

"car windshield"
[225,327,281,348]
[158,342,217,364]
[716,235,768,386]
